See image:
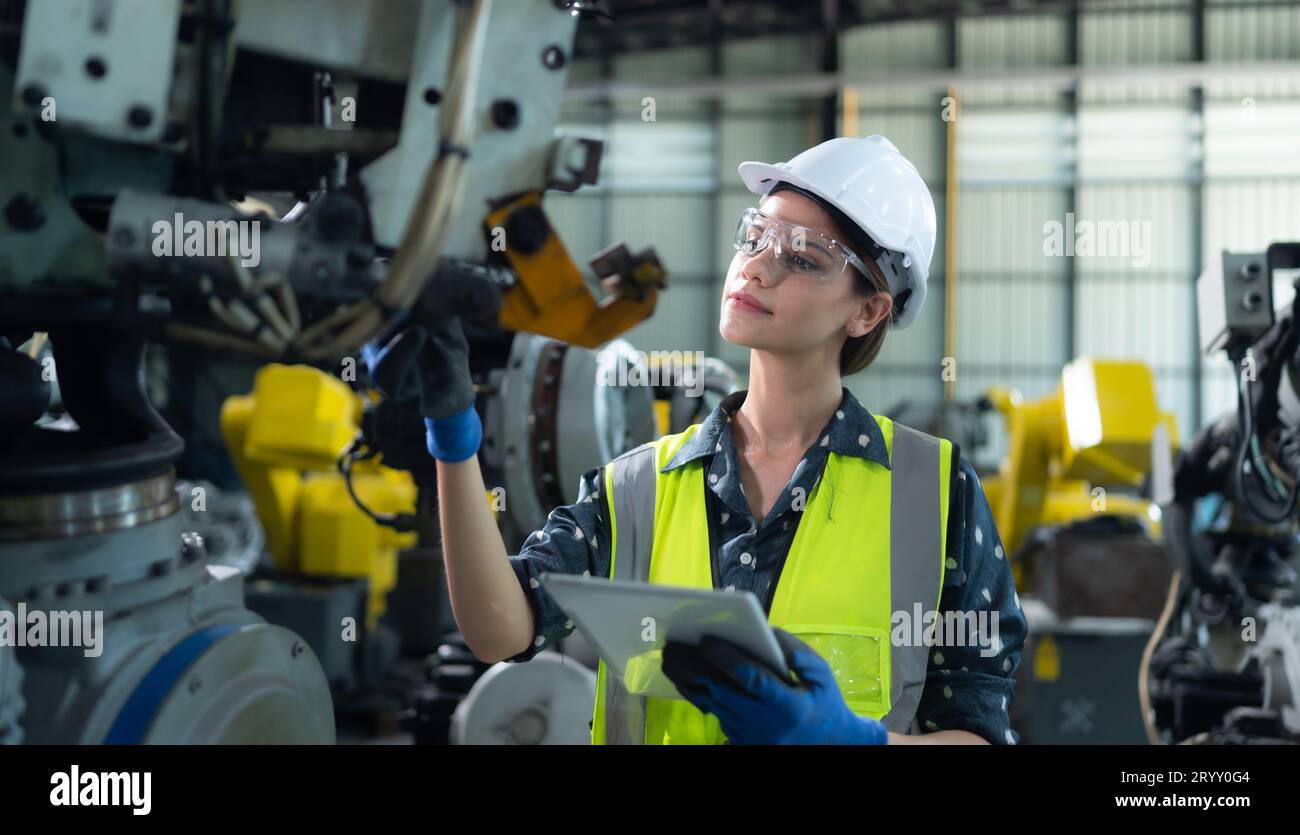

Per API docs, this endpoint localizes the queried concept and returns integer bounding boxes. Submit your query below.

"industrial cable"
[336,435,417,533]
[296,0,495,360]
[1233,363,1300,523]
[1251,433,1287,501]
[163,0,494,363]
[1139,569,1182,746]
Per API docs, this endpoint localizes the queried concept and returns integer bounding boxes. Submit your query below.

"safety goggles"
[732,207,870,282]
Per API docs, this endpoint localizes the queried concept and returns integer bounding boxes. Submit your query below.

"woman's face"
[719,190,891,363]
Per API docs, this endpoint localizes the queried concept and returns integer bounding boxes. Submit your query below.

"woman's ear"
[848,292,893,337]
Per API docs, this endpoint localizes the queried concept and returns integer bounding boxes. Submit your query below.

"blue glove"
[661,627,888,745]
[423,408,481,463]
[362,317,481,462]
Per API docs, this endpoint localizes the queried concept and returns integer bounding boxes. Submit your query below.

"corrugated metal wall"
[549,1,1300,467]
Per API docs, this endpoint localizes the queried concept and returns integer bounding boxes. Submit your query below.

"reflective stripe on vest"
[591,416,951,745]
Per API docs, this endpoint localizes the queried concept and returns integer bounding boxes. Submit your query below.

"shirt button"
[740,552,753,565]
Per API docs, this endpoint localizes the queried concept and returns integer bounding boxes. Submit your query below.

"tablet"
[539,573,791,701]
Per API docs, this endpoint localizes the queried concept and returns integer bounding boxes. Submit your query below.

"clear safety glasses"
[732,207,870,282]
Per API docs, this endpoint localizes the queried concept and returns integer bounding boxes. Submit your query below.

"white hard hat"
[738,135,937,330]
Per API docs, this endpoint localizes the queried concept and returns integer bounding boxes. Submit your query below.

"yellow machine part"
[241,363,361,470]
[654,399,671,438]
[1035,480,1161,538]
[1058,359,1178,485]
[221,395,301,564]
[1033,634,1061,682]
[986,358,1178,567]
[486,192,659,348]
[297,470,416,629]
[221,363,416,627]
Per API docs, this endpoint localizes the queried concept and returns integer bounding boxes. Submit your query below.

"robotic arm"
[1148,243,1300,744]
[0,0,664,744]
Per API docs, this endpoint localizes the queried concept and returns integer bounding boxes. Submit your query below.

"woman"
[370,135,1026,745]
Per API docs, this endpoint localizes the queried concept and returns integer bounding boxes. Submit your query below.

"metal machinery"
[215,341,666,643]
[974,359,1181,743]
[0,595,22,743]
[218,362,417,700]
[0,0,670,743]
[480,336,657,549]
[222,365,415,629]
[215,340,739,739]
[448,651,597,745]
[982,358,1179,607]
[1146,244,1300,744]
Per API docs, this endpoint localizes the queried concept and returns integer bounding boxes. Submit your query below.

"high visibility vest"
[591,415,952,744]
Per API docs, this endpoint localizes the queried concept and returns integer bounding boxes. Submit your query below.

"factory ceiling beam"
[566,59,1300,101]
[574,0,1300,59]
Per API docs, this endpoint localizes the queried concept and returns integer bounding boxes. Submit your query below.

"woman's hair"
[840,256,893,376]
[765,183,894,376]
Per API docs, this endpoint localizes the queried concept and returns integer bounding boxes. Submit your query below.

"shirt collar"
[661,386,891,472]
